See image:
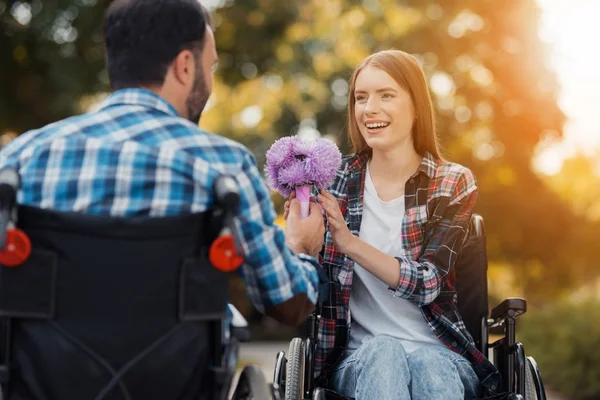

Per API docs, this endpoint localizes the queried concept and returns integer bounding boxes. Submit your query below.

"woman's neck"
[366,145,422,202]
[369,146,422,184]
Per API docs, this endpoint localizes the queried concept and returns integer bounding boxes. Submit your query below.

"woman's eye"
[355,95,367,102]
[382,93,393,99]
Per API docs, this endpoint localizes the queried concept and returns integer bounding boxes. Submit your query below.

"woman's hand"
[317,189,355,254]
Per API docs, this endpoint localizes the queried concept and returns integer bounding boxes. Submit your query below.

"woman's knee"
[355,335,410,376]
[407,347,479,400]
[357,335,408,361]
[353,336,412,397]
[407,347,472,380]
[408,347,458,368]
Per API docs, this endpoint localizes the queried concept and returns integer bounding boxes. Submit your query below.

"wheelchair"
[273,214,547,400]
[0,168,273,400]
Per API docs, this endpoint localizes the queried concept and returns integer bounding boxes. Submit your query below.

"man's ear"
[171,49,195,87]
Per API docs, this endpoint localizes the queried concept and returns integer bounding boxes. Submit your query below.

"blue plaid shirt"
[0,88,319,311]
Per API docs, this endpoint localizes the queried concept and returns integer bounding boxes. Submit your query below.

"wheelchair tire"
[285,338,305,400]
[232,364,271,400]
[524,357,539,400]
[274,351,286,389]
[312,387,326,400]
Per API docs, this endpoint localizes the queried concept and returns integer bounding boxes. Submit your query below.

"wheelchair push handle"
[213,175,242,248]
[470,213,485,237]
[0,168,31,267]
[214,175,240,214]
[0,168,20,249]
[209,175,245,272]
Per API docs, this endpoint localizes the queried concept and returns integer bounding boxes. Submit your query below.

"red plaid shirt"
[315,151,502,397]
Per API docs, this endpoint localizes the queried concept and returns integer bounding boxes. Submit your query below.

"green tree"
[0,0,107,135]
[1,0,597,304]
[206,0,592,303]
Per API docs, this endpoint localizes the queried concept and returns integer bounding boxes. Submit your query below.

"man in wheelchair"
[0,1,327,398]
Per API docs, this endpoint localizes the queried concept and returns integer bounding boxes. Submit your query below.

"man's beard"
[186,68,210,124]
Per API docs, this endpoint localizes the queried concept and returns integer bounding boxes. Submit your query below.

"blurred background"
[1,0,599,398]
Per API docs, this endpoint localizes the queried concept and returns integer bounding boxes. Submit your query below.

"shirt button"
[409,178,414,183]
[491,385,497,390]
[452,341,457,347]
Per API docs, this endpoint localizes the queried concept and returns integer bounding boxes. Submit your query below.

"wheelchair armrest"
[490,297,527,324]
[229,304,252,343]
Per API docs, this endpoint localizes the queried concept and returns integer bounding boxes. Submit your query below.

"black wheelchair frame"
[274,214,548,400]
[0,168,272,400]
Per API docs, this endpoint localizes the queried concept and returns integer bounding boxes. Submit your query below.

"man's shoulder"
[0,113,90,161]
[166,121,254,162]
[195,127,250,154]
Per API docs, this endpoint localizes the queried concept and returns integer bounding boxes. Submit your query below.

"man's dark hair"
[103,0,209,90]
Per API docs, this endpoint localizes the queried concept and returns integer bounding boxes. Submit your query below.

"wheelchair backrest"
[0,206,229,400]
[455,214,489,354]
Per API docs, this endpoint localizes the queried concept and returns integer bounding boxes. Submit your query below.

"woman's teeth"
[366,122,390,129]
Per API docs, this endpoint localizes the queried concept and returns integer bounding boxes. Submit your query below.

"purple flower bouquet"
[265,136,342,218]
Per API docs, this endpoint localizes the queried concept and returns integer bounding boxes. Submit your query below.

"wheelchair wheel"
[312,387,326,400]
[274,351,286,388]
[232,364,271,400]
[285,338,305,400]
[524,357,540,400]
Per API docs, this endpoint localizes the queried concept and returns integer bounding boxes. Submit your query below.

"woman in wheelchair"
[285,50,502,400]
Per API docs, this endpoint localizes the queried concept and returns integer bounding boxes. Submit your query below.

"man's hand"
[284,195,325,258]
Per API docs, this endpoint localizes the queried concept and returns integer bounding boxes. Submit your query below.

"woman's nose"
[364,98,379,114]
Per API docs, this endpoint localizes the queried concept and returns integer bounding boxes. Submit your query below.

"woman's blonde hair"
[347,49,442,159]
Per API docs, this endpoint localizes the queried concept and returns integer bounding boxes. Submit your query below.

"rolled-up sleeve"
[234,151,320,312]
[388,169,478,306]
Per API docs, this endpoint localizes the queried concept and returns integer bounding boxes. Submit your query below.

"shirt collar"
[349,150,439,179]
[100,88,179,117]
[419,151,438,178]
[348,151,370,175]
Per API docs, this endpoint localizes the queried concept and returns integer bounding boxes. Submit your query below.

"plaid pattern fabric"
[316,151,502,397]
[0,88,319,311]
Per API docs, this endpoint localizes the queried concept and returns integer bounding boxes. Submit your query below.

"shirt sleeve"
[388,168,478,306]
[233,150,320,313]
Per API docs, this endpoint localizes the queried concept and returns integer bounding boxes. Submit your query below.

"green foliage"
[208,0,593,304]
[0,0,107,134]
[0,0,598,303]
[519,299,600,400]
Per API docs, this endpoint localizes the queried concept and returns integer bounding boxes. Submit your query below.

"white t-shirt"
[347,163,444,354]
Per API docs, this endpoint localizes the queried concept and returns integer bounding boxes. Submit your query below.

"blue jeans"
[331,336,480,400]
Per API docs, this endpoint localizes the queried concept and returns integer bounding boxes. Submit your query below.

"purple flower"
[265,136,342,197]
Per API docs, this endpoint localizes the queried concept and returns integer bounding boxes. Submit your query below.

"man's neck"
[143,84,186,119]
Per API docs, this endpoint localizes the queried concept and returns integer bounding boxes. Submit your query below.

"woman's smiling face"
[353,65,416,153]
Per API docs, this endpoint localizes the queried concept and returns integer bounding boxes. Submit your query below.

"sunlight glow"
[534,0,600,174]
[240,106,263,128]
